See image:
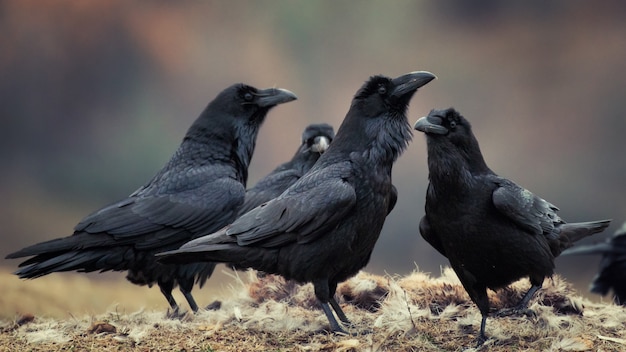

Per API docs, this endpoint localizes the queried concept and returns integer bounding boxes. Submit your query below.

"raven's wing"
[75,176,244,249]
[490,176,561,237]
[228,162,356,247]
[239,169,301,215]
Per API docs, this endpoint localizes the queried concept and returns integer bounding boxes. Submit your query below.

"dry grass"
[2,267,626,351]
[0,266,234,320]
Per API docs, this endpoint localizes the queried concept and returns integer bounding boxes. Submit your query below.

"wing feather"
[491,176,561,237]
[72,176,244,250]
[229,164,356,247]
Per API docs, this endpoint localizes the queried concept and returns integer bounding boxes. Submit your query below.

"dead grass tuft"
[337,271,391,312]
[248,273,319,309]
[88,321,117,334]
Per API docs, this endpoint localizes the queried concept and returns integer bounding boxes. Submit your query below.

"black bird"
[158,71,436,333]
[237,123,335,216]
[414,107,611,346]
[562,222,626,305]
[5,84,297,315]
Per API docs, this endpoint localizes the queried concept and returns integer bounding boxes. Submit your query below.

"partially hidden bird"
[237,123,335,216]
[562,221,626,305]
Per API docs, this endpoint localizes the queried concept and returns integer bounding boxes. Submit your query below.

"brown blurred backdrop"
[2,1,625,316]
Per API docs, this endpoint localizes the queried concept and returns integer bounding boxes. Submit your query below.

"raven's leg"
[328,282,353,325]
[471,289,491,347]
[320,302,348,335]
[159,281,179,311]
[159,280,184,318]
[515,284,541,310]
[329,297,352,326]
[313,280,349,335]
[327,281,353,326]
[179,280,199,313]
[455,268,490,347]
[477,313,488,347]
[497,280,542,317]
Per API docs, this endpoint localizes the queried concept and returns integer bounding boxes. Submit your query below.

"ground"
[1,268,626,351]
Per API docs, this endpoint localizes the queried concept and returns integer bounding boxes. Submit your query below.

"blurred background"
[2,1,625,317]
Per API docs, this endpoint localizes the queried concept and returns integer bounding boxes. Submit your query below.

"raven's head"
[330,71,435,162]
[301,123,335,154]
[190,84,297,137]
[220,84,297,124]
[414,108,476,145]
[186,84,296,184]
[414,108,490,176]
[353,71,436,117]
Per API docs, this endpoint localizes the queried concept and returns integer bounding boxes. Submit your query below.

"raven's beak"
[256,88,298,107]
[391,71,436,98]
[414,115,449,135]
[311,136,331,153]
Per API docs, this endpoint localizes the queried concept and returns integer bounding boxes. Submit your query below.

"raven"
[237,123,335,216]
[6,84,297,316]
[562,222,626,305]
[414,107,611,346]
[158,71,436,334]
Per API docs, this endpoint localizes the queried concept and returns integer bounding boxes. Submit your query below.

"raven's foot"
[312,326,349,336]
[495,307,536,318]
[474,333,489,349]
[331,328,372,337]
[314,325,372,337]
[331,327,351,336]
[337,321,358,330]
[335,323,373,336]
[166,308,190,320]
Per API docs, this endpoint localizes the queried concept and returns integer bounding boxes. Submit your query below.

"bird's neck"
[426,139,490,192]
[290,150,320,174]
[230,122,263,186]
[178,123,260,186]
[364,114,413,168]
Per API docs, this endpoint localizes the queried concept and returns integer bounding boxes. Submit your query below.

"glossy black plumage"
[159,71,436,333]
[5,84,297,314]
[414,107,611,345]
[562,222,626,305]
[237,123,335,216]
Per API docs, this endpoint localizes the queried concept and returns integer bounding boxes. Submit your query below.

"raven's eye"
[378,85,387,95]
[449,120,457,129]
[244,92,254,101]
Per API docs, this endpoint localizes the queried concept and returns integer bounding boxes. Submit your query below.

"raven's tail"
[7,236,90,259]
[6,235,133,279]
[561,221,626,257]
[157,227,259,267]
[556,219,611,255]
[8,249,131,279]
[561,219,612,243]
[157,243,249,265]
